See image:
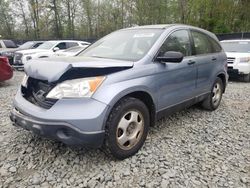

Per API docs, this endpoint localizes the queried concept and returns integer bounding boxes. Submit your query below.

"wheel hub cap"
[116,110,144,150]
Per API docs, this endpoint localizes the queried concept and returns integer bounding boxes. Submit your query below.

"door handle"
[212,57,217,61]
[188,60,196,65]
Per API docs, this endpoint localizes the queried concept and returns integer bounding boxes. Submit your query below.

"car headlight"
[239,57,250,63]
[46,77,105,99]
[21,74,29,87]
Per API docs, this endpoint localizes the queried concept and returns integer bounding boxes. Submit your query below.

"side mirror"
[156,51,184,63]
[53,47,60,52]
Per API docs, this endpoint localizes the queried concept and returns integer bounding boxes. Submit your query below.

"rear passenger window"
[210,39,222,53]
[159,30,192,57]
[191,31,221,54]
[66,42,78,49]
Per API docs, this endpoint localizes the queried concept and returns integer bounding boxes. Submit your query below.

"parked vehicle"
[0,56,13,82]
[0,41,44,65]
[40,44,90,58]
[13,40,90,69]
[10,25,228,159]
[0,40,18,49]
[221,40,250,82]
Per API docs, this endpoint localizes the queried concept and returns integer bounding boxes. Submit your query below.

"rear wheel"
[104,97,150,160]
[202,78,223,111]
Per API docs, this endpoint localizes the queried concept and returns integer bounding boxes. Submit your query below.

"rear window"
[3,40,17,48]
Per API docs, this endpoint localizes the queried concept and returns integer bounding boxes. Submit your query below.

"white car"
[221,40,250,82]
[13,40,90,68]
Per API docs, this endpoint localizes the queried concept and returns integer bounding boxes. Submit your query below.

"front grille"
[22,78,57,109]
[227,57,235,64]
[13,53,23,65]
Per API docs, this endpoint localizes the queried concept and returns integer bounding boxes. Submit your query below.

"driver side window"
[159,30,191,57]
[56,42,66,50]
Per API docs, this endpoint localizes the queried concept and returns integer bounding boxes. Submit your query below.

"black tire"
[202,78,223,111]
[242,74,250,82]
[104,97,150,160]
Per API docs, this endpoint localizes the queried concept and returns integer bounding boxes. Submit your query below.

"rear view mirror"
[53,47,60,52]
[157,51,184,63]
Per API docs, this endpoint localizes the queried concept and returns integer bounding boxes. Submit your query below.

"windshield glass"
[19,41,34,49]
[3,40,17,48]
[37,41,57,50]
[78,29,163,61]
[221,41,250,53]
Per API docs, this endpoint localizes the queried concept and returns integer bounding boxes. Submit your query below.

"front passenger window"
[158,30,192,57]
[56,42,66,50]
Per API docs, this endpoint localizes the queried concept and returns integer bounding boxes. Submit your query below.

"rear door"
[190,30,222,93]
[154,29,197,111]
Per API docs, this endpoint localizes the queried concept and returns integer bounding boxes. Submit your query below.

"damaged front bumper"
[10,89,109,148]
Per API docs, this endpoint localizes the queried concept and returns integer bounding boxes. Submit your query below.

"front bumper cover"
[10,108,105,148]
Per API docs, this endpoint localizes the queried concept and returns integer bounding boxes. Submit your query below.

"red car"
[0,56,13,81]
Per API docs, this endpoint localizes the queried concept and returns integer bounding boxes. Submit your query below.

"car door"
[190,30,222,93]
[154,29,197,111]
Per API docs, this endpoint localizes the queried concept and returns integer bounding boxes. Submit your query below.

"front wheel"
[104,97,150,160]
[202,78,223,111]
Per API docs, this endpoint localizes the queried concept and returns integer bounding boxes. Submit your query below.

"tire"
[104,97,150,160]
[202,78,223,111]
[242,74,250,82]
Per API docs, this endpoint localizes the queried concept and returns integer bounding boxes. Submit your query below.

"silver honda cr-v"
[10,24,228,159]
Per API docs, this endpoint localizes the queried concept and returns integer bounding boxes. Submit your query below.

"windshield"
[78,29,163,61]
[3,40,17,48]
[221,41,250,53]
[19,41,34,49]
[37,41,57,50]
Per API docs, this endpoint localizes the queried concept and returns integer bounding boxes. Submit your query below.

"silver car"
[10,24,228,159]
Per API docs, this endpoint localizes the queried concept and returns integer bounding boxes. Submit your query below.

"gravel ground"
[0,71,249,188]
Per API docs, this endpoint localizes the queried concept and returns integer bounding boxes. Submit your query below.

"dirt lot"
[0,71,249,188]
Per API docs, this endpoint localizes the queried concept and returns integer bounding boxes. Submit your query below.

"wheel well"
[126,91,156,126]
[217,74,226,93]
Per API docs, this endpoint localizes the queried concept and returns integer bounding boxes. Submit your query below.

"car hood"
[16,49,49,55]
[226,52,250,58]
[24,56,134,82]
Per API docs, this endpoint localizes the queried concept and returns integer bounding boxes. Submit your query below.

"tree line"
[0,0,249,40]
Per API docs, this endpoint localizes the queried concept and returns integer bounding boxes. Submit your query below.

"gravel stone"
[0,71,250,187]
[8,167,17,173]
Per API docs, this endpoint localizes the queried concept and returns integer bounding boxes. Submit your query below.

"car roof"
[46,40,87,43]
[122,24,217,40]
[123,24,206,30]
[221,39,250,43]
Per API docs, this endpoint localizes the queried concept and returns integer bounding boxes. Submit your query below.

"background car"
[0,40,18,50]
[221,40,250,82]
[12,40,90,69]
[0,41,44,65]
[0,56,13,82]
